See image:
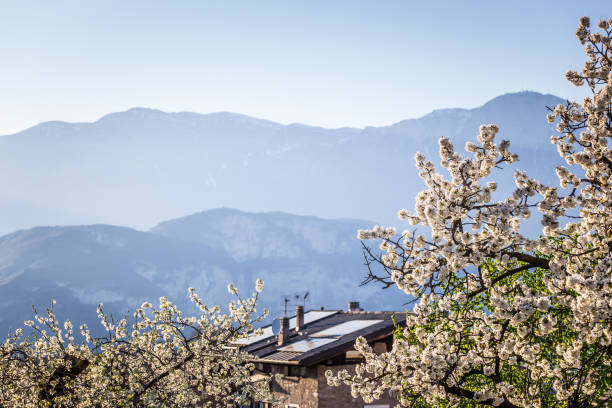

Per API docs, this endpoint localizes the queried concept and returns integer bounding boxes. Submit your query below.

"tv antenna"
[281,295,291,317]
[280,291,311,316]
[294,290,310,307]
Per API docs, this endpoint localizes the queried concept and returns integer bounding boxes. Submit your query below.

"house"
[238,302,405,408]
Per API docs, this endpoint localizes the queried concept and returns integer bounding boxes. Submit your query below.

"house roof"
[239,309,405,367]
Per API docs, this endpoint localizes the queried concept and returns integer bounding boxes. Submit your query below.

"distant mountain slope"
[0,224,229,335]
[0,210,404,336]
[0,91,565,235]
[150,208,370,262]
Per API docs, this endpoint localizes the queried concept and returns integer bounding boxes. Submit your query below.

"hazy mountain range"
[0,91,565,236]
[0,208,404,336]
[0,91,568,335]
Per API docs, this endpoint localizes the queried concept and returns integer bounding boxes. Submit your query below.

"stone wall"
[273,369,318,408]
[270,364,396,408]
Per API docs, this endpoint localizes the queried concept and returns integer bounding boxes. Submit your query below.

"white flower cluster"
[0,280,273,407]
[329,17,612,408]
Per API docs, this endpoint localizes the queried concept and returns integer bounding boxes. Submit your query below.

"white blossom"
[0,281,274,407]
[255,278,265,293]
[329,17,612,408]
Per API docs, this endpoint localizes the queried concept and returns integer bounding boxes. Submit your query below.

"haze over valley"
[0,91,570,334]
[1,91,563,235]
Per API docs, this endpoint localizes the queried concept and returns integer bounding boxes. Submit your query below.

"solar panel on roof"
[278,337,337,352]
[261,350,302,361]
[234,310,339,345]
[310,320,383,338]
[303,310,338,324]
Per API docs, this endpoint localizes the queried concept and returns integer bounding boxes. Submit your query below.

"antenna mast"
[282,295,290,317]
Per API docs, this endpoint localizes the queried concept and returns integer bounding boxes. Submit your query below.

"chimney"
[295,305,304,332]
[348,301,361,313]
[277,316,290,346]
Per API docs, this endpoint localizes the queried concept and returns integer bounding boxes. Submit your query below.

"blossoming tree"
[0,280,272,408]
[328,17,612,408]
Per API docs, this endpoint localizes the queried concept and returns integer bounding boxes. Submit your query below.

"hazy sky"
[0,1,609,134]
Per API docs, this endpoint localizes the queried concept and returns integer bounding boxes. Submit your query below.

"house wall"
[268,363,396,408]
[316,364,395,408]
[273,372,319,408]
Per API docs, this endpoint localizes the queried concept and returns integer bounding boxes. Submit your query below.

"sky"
[0,1,610,135]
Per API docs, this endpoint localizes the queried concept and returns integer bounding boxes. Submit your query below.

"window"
[286,404,300,408]
[287,366,307,377]
[271,365,288,375]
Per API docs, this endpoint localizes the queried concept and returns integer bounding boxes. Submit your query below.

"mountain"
[0,223,227,335]
[150,208,367,262]
[0,209,405,336]
[0,91,565,236]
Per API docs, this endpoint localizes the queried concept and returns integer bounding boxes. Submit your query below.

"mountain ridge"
[0,90,565,236]
[1,91,563,138]
[150,207,375,263]
[0,208,403,336]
